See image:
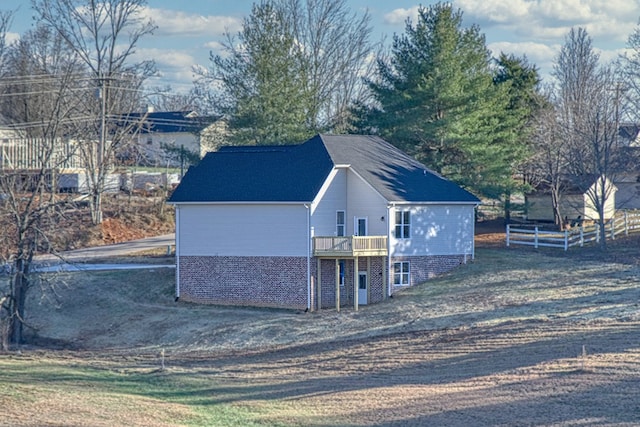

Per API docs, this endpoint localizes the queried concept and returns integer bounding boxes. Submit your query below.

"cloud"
[383,6,421,25]
[488,41,560,74]
[5,32,20,44]
[134,47,196,71]
[140,7,242,38]
[453,0,637,43]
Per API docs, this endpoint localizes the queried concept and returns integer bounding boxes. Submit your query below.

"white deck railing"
[312,236,388,257]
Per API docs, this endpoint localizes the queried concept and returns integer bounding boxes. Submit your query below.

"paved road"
[36,233,176,263]
[35,263,175,273]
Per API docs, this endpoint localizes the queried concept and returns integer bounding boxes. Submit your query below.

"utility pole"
[93,72,109,224]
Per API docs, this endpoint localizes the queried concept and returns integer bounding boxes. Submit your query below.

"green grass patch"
[0,356,294,426]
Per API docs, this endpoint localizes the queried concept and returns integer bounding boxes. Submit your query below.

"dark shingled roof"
[168,134,479,204]
[119,111,218,134]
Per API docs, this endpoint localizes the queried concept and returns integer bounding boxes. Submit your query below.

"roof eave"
[167,200,314,205]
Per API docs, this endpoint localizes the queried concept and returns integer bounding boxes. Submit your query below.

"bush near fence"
[505,210,640,251]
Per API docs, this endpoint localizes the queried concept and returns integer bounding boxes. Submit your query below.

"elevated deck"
[312,236,387,257]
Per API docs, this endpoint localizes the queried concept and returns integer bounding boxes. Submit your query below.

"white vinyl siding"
[390,205,475,256]
[310,167,388,237]
[310,168,347,236]
[177,204,308,256]
[346,169,387,236]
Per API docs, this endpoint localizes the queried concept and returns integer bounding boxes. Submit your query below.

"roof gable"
[169,134,479,204]
[120,111,218,134]
[319,134,479,203]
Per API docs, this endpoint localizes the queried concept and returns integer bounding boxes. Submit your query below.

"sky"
[2,0,639,94]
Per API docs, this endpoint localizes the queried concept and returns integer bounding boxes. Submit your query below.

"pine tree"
[357,3,532,199]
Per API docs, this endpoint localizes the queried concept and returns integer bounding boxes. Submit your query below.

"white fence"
[0,137,84,170]
[506,210,640,251]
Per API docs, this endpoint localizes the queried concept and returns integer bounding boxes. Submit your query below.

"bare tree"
[621,19,640,120]
[0,14,86,347]
[32,0,156,224]
[0,25,85,138]
[197,0,378,145]
[552,28,626,247]
[525,93,568,229]
[283,0,378,132]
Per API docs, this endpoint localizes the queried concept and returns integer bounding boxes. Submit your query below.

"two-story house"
[120,110,222,166]
[168,134,480,310]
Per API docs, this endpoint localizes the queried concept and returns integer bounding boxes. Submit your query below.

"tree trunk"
[91,190,103,225]
[503,192,511,225]
[9,259,29,345]
[598,205,608,250]
[550,188,563,230]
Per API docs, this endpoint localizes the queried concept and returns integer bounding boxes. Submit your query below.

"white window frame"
[336,210,345,237]
[393,261,410,286]
[395,210,411,239]
[339,260,345,287]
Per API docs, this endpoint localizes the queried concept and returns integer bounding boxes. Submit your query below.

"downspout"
[305,204,312,311]
[472,204,477,260]
[387,204,392,298]
[175,205,180,299]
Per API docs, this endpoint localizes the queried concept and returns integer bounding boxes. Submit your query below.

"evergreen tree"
[493,53,544,217]
[357,3,530,199]
[211,1,312,145]
[201,0,374,146]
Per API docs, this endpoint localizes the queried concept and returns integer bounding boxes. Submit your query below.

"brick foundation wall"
[391,254,469,290]
[313,257,387,309]
[366,257,386,304]
[178,254,469,309]
[178,256,308,309]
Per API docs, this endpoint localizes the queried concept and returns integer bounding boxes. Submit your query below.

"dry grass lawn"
[0,233,639,426]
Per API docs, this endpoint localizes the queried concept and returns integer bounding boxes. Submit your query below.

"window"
[395,211,411,238]
[336,211,345,236]
[393,262,410,286]
[339,260,345,287]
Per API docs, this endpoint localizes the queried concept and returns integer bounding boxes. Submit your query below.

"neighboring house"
[526,175,617,223]
[168,134,479,311]
[119,110,221,166]
[616,124,640,209]
[615,172,640,210]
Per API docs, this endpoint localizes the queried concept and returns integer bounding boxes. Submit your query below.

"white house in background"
[119,110,221,166]
[526,175,618,223]
[168,134,480,311]
[616,124,640,209]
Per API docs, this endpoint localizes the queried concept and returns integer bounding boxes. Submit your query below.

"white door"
[358,272,368,305]
[355,217,367,236]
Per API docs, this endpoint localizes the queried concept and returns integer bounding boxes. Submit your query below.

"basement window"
[393,261,410,286]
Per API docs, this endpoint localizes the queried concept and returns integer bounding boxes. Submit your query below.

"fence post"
[579,226,584,247]
[534,226,539,249]
[596,223,600,243]
[564,229,568,251]
[506,224,510,247]
[624,211,629,236]
[610,218,615,240]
